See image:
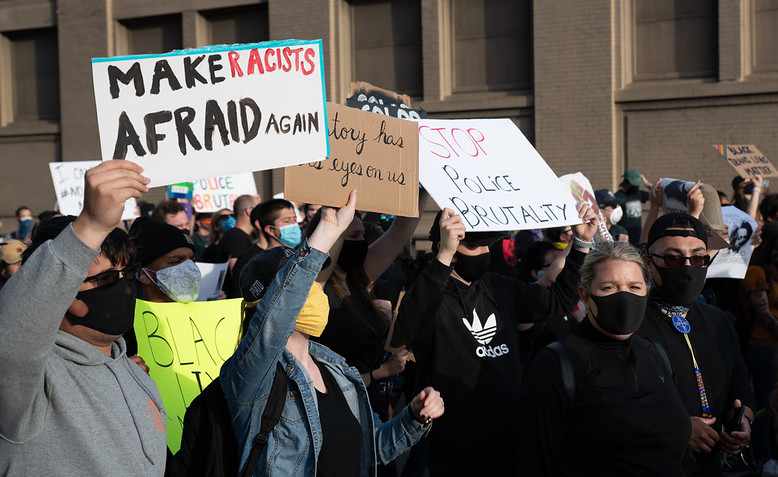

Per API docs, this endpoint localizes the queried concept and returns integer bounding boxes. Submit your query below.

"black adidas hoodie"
[391,249,585,475]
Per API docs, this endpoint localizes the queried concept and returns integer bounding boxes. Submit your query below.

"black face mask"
[338,239,369,272]
[66,276,137,336]
[590,291,648,335]
[653,265,708,306]
[454,252,491,282]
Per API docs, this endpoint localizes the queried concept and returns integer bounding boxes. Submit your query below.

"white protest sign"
[418,119,579,231]
[560,172,613,243]
[196,262,228,301]
[658,178,696,213]
[191,173,257,212]
[92,39,329,187]
[707,205,758,279]
[49,161,137,220]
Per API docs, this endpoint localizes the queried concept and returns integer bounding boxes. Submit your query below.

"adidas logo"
[462,310,497,345]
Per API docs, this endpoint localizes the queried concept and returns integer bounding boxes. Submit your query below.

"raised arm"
[220,192,357,403]
[0,160,148,442]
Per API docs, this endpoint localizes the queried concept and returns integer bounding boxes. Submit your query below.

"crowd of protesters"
[3,160,778,477]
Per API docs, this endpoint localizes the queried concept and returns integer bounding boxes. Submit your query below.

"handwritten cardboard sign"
[345,81,426,119]
[418,119,579,231]
[49,161,137,220]
[192,173,257,212]
[717,144,778,179]
[133,298,242,452]
[560,172,613,243]
[92,39,329,187]
[284,103,419,217]
[707,205,758,279]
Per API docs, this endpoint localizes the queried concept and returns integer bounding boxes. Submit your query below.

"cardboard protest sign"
[191,173,257,212]
[345,81,426,119]
[560,172,613,243]
[284,104,419,217]
[196,262,228,300]
[418,119,579,231]
[716,144,778,179]
[707,205,758,279]
[133,298,242,452]
[92,39,329,187]
[49,161,137,220]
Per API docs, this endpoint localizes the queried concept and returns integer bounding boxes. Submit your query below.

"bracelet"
[573,237,594,249]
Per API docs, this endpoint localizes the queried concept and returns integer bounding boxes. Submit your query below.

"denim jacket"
[220,242,428,476]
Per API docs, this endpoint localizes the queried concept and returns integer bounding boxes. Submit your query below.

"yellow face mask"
[294,282,330,337]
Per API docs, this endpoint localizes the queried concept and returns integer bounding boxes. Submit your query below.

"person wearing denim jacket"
[220,192,445,476]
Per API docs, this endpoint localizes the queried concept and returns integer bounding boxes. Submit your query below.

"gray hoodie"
[0,224,167,476]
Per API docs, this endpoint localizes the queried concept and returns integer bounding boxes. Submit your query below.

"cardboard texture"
[284,103,419,217]
[718,144,778,179]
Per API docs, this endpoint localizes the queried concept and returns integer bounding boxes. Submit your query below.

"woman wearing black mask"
[391,205,598,476]
[519,241,690,476]
[637,212,753,477]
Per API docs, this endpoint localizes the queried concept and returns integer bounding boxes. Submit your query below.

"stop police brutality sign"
[91,39,329,187]
[418,118,579,232]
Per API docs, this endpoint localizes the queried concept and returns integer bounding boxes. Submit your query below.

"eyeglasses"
[650,253,713,268]
[84,269,125,287]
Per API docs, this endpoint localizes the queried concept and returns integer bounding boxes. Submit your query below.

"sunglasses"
[650,253,713,268]
[84,269,126,288]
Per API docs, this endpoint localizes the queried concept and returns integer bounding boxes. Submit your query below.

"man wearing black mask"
[0,161,166,476]
[637,212,753,477]
[391,206,597,476]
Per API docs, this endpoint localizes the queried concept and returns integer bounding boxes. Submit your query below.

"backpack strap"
[547,341,575,402]
[650,341,673,379]
[239,362,289,477]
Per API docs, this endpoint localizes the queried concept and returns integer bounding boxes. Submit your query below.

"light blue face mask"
[222,216,236,231]
[145,259,201,303]
[278,223,302,248]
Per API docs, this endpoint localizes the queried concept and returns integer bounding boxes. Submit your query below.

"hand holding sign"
[572,203,598,244]
[73,160,149,250]
[688,181,705,219]
[437,209,466,266]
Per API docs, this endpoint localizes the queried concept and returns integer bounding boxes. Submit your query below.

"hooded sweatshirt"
[0,224,167,477]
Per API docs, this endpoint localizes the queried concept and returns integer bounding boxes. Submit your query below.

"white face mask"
[144,259,201,303]
[610,205,623,224]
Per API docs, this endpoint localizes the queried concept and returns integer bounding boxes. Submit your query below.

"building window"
[451,0,532,94]
[121,14,182,54]
[351,0,423,98]
[7,28,59,122]
[204,5,269,44]
[753,0,778,74]
[632,0,717,81]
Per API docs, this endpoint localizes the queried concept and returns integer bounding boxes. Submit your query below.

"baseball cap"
[239,246,296,303]
[647,213,709,249]
[129,217,195,267]
[594,189,618,208]
[623,169,642,187]
[1,239,27,265]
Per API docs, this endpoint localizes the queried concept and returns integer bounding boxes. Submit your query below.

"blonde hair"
[580,242,651,292]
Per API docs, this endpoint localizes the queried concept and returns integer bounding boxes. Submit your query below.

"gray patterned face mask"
[144,260,201,303]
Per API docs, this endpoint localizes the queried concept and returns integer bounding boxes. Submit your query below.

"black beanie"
[21,215,77,264]
[129,217,194,266]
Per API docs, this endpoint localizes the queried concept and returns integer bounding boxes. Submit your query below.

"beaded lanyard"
[660,305,714,418]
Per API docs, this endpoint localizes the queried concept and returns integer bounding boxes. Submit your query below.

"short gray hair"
[580,242,651,292]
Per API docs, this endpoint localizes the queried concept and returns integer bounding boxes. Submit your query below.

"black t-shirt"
[519,320,691,477]
[200,242,227,263]
[614,188,649,244]
[316,363,362,477]
[637,301,753,477]
[220,228,253,258]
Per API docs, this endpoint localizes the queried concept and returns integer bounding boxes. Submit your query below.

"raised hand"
[572,203,598,243]
[410,387,445,425]
[309,190,358,253]
[72,160,149,250]
[687,181,705,219]
[437,209,466,266]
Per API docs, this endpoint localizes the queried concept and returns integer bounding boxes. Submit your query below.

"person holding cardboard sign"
[0,161,169,477]
[390,203,598,476]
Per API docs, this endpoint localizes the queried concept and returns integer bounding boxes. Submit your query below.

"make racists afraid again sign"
[92,39,329,187]
[418,119,579,231]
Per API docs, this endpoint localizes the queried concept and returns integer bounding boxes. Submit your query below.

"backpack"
[547,339,672,401]
[166,363,288,477]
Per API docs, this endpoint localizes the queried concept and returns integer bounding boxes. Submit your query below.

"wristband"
[573,237,594,249]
